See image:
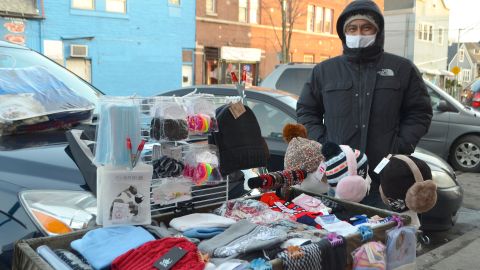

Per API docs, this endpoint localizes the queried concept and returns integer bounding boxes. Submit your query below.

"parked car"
[0,41,102,268]
[260,63,480,173]
[0,42,248,268]
[161,85,463,232]
[462,78,480,110]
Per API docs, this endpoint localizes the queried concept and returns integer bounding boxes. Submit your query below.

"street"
[417,172,480,268]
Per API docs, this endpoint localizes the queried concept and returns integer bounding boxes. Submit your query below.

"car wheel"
[449,135,480,172]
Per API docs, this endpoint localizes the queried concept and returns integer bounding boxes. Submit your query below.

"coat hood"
[337,0,385,62]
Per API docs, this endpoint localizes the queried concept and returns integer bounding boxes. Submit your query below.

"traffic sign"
[451,66,460,75]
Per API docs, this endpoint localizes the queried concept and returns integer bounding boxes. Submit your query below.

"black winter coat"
[297,0,433,180]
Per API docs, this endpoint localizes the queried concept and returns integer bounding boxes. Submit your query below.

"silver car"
[260,63,480,172]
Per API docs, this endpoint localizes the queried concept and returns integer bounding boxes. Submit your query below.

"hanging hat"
[379,155,437,213]
[283,123,324,173]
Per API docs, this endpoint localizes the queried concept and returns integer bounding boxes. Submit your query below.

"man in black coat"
[297,0,432,208]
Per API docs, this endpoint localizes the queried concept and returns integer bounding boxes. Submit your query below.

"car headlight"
[19,190,97,235]
[431,171,457,188]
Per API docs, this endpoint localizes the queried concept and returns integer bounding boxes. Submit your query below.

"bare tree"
[262,0,305,63]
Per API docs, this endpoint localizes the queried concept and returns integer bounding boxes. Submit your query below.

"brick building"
[195,0,384,86]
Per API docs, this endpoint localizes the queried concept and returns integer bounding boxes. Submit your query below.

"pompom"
[406,180,437,213]
[283,123,307,143]
[321,142,342,160]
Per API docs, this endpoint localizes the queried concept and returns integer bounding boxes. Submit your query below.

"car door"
[245,97,296,171]
[418,86,451,158]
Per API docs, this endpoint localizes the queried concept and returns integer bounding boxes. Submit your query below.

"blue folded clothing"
[183,227,226,239]
[71,226,154,270]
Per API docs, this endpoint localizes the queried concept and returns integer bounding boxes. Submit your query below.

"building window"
[168,0,180,5]
[206,0,216,14]
[474,49,480,55]
[239,0,248,22]
[437,27,444,45]
[423,24,428,40]
[106,0,126,13]
[462,70,471,82]
[428,25,433,41]
[459,49,465,62]
[72,0,94,10]
[324,8,333,34]
[238,0,259,24]
[314,6,323,33]
[418,23,434,42]
[249,0,259,24]
[303,54,314,63]
[307,5,314,32]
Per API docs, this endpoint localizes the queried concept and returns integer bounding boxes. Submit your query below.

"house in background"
[194,0,384,86]
[2,0,196,96]
[0,0,43,48]
[383,0,452,88]
[448,42,480,87]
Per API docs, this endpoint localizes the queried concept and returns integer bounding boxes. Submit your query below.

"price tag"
[153,247,187,270]
[229,102,246,119]
[313,162,327,182]
[374,157,391,174]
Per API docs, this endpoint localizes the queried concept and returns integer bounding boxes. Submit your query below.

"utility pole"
[456,28,461,100]
[281,0,287,63]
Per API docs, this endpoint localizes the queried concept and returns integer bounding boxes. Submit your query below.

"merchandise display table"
[13,187,410,270]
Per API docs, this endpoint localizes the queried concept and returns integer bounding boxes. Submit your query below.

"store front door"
[222,62,258,86]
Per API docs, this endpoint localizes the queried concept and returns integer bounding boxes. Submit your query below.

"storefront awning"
[440,69,455,77]
[221,46,261,62]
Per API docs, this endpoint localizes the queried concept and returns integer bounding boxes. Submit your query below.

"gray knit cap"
[344,14,379,33]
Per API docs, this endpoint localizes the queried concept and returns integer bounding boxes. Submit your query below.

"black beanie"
[379,155,432,211]
[210,103,269,175]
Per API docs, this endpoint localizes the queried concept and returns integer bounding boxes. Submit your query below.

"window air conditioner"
[70,44,88,58]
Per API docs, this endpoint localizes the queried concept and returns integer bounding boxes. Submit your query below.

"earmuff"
[335,145,371,203]
[379,155,437,213]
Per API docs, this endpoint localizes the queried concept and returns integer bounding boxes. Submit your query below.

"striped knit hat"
[322,142,368,188]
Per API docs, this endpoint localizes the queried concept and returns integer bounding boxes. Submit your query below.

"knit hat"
[70,226,155,270]
[198,219,287,257]
[322,142,368,187]
[169,213,236,232]
[111,238,205,270]
[322,143,370,202]
[283,123,324,173]
[209,103,269,175]
[379,155,437,213]
[343,13,379,33]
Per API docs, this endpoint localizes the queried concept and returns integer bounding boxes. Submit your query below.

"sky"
[444,0,480,42]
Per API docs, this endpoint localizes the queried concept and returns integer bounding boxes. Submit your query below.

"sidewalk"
[417,228,480,269]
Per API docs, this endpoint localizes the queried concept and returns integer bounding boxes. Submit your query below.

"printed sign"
[1,18,26,45]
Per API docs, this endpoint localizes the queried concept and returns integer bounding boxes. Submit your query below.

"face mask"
[345,34,376,48]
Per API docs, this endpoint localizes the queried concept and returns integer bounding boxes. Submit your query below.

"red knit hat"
[111,237,205,270]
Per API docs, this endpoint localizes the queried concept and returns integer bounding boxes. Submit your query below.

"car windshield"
[0,46,101,109]
[275,68,312,95]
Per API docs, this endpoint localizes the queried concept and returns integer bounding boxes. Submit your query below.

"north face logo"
[377,69,394,76]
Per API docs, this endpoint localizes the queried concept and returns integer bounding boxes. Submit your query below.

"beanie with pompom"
[283,123,323,173]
